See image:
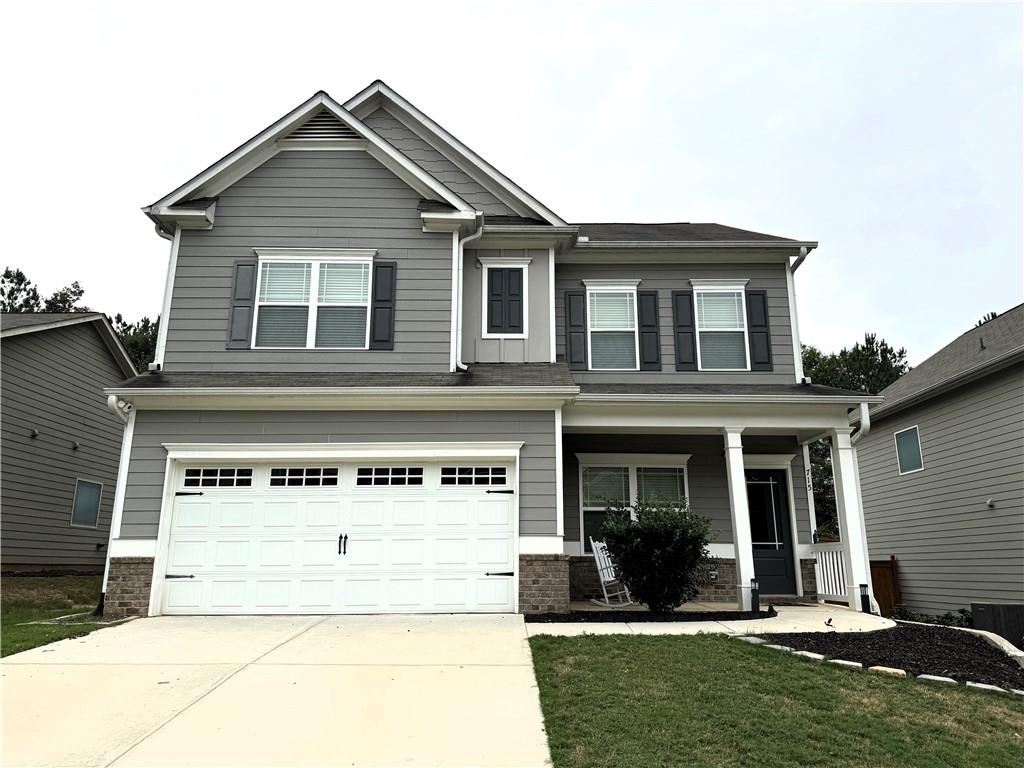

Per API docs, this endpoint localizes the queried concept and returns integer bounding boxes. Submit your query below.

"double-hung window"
[480,256,529,338]
[253,250,374,349]
[577,454,690,552]
[691,280,749,371]
[585,281,639,370]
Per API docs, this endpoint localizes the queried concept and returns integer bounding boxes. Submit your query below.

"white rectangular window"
[586,286,638,370]
[70,479,102,528]
[254,253,372,349]
[269,467,339,487]
[694,286,749,371]
[356,467,425,487]
[183,468,254,488]
[440,466,508,486]
[894,426,924,475]
[578,455,690,552]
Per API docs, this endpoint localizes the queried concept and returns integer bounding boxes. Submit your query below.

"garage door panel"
[306,500,341,527]
[263,502,298,528]
[175,502,211,528]
[218,501,254,527]
[214,540,249,567]
[210,580,246,608]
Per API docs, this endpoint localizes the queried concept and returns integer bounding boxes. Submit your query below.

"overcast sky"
[3,1,1020,363]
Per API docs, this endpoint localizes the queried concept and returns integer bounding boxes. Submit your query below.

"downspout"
[791,245,810,272]
[454,213,484,372]
[849,400,877,612]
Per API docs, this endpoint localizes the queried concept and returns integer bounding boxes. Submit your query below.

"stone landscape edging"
[894,619,1024,668]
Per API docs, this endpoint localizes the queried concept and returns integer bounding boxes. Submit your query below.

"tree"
[976,311,998,327]
[43,281,89,312]
[112,315,159,372]
[0,268,42,312]
[802,334,911,540]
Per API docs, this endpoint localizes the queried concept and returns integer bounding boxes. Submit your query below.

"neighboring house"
[1,313,137,573]
[859,305,1024,615]
[100,81,880,619]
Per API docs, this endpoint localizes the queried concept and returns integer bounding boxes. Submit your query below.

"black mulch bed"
[768,623,1024,690]
[525,606,776,623]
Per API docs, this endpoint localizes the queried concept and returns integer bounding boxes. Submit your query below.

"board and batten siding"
[561,433,811,546]
[361,109,515,216]
[119,410,557,539]
[1,323,126,568]
[163,150,453,372]
[555,260,797,383]
[462,248,552,363]
[859,365,1024,614]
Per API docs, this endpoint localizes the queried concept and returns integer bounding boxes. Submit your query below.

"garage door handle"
[339,534,348,555]
[485,489,514,494]
[485,571,514,577]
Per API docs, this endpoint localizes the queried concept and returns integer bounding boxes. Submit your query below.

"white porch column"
[723,427,756,610]
[830,428,874,611]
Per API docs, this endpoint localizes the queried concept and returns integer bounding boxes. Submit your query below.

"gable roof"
[145,91,474,232]
[871,303,1024,421]
[575,222,806,244]
[1,313,138,378]
[344,80,567,226]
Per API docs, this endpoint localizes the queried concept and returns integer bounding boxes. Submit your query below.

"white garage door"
[160,462,516,615]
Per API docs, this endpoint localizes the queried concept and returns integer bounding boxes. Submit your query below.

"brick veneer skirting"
[104,557,154,619]
[519,554,570,613]
[800,558,818,600]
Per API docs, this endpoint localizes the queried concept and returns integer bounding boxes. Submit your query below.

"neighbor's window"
[579,460,689,552]
[695,288,748,370]
[587,288,638,370]
[70,479,102,528]
[254,258,371,349]
[894,426,924,475]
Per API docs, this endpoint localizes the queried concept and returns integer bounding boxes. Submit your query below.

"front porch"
[559,393,878,614]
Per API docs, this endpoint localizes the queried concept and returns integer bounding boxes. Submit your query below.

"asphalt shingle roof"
[574,223,799,243]
[578,382,872,399]
[0,312,105,332]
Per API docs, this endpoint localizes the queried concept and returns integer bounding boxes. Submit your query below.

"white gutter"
[786,250,806,382]
[576,240,819,250]
[850,401,871,445]
[791,245,811,272]
[575,392,883,405]
[106,395,133,423]
[107,385,580,398]
[151,226,182,371]
[455,214,485,371]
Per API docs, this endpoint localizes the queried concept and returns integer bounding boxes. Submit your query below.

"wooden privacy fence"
[870,556,901,617]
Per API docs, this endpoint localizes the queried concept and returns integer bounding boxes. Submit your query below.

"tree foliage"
[801,334,912,541]
[600,497,712,613]
[112,314,159,371]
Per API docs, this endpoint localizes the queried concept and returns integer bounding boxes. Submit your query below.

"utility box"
[971,603,1024,651]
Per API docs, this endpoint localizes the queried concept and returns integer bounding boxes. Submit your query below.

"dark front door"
[745,469,796,595]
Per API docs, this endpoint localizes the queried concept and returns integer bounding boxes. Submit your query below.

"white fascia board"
[146,92,473,219]
[421,210,478,233]
[343,81,567,226]
[573,240,819,249]
[574,392,883,405]
[162,441,525,462]
[743,453,797,469]
[1,313,105,339]
[563,401,861,433]
[576,452,692,466]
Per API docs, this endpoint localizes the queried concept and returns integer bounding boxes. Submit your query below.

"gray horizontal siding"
[120,410,557,538]
[554,261,797,383]
[163,150,453,372]
[362,109,514,215]
[1,323,126,566]
[859,365,1024,614]
[562,433,810,546]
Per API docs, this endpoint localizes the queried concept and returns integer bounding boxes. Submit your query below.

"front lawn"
[1,575,107,657]
[529,634,1024,768]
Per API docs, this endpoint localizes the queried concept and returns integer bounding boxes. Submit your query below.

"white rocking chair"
[589,537,634,608]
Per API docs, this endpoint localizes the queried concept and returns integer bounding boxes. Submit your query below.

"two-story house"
[101,81,879,619]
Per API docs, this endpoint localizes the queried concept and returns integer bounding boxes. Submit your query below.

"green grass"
[529,634,1024,768]
[1,575,107,657]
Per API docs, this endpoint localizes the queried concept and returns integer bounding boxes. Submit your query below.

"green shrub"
[600,497,712,613]
[892,606,973,628]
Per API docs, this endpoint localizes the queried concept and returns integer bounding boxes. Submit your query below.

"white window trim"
[690,279,751,372]
[584,280,641,372]
[251,248,376,350]
[479,256,531,340]
[70,478,103,529]
[576,453,692,551]
[894,425,925,475]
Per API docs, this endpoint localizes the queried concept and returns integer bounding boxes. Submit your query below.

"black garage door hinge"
[485,489,514,494]
[165,574,195,579]
[175,491,204,496]
[484,571,514,577]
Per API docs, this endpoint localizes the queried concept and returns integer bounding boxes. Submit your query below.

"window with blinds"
[587,290,638,370]
[695,289,748,370]
[254,259,371,349]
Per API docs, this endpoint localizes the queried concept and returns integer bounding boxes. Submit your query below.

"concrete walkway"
[1,615,552,768]
[525,602,895,636]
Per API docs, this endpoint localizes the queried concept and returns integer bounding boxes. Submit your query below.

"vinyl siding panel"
[561,433,811,546]
[859,365,1024,614]
[555,261,797,383]
[1,323,127,567]
[163,151,453,372]
[120,410,557,539]
[362,109,515,215]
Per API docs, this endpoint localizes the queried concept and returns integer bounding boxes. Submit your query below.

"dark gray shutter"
[565,291,588,370]
[486,268,524,334]
[369,261,397,350]
[226,262,257,349]
[746,290,773,371]
[671,290,697,371]
[637,290,661,370]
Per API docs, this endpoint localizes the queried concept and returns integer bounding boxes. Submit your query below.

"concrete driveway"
[2,614,552,768]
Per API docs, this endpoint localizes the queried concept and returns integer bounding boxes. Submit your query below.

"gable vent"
[287,110,359,140]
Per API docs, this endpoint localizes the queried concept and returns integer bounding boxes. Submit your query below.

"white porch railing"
[813,542,847,602]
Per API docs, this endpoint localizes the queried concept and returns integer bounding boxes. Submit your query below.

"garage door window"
[356,467,424,486]
[183,468,254,488]
[440,466,507,486]
[269,467,339,487]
